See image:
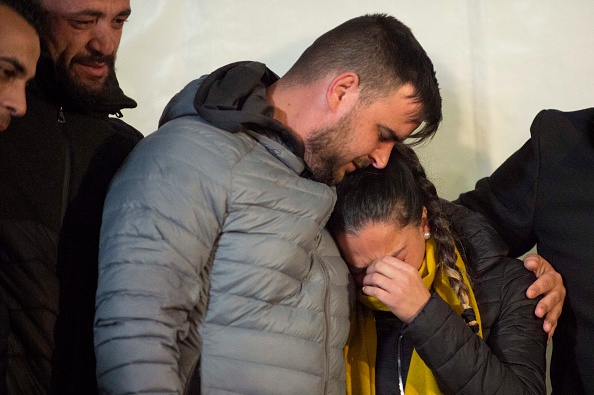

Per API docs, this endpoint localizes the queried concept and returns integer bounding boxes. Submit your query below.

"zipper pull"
[58,106,66,123]
[397,334,405,394]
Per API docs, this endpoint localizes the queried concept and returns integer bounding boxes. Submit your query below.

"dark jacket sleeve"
[454,111,548,258]
[0,298,7,395]
[403,258,546,394]
[403,201,547,394]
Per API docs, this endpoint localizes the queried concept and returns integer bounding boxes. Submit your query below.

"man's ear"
[326,72,360,114]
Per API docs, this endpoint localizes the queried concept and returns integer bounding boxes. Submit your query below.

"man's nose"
[368,142,395,169]
[87,23,117,55]
[1,83,28,117]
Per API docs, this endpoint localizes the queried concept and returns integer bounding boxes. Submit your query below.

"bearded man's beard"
[55,53,117,108]
[304,111,357,186]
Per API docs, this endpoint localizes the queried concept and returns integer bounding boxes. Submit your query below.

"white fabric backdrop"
[117,0,594,200]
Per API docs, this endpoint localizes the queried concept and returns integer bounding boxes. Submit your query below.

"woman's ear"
[421,206,431,235]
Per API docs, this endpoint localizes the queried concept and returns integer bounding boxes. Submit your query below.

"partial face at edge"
[0,5,40,131]
[41,0,131,97]
[304,83,423,186]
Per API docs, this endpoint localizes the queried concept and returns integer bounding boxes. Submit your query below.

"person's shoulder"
[127,117,257,185]
[531,107,594,137]
[441,200,509,275]
[490,257,535,282]
[107,117,143,142]
[474,257,535,302]
[529,107,594,162]
[153,115,256,156]
[534,107,594,120]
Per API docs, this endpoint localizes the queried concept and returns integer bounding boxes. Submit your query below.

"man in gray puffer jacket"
[94,14,442,394]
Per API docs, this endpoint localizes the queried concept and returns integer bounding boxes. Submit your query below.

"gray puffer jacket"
[94,62,352,394]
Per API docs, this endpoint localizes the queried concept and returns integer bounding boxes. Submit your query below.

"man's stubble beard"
[304,110,358,187]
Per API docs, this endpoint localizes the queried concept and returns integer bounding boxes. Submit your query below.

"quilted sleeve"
[94,121,230,394]
[403,259,546,394]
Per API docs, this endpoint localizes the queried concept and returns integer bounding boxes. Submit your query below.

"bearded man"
[93,14,442,394]
[0,0,142,393]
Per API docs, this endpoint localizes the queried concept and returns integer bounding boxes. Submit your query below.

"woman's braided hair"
[327,143,479,333]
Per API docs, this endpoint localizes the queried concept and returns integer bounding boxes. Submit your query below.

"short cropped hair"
[283,14,442,144]
[0,0,47,37]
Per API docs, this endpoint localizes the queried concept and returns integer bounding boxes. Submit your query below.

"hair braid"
[398,147,479,333]
[328,143,479,333]
[400,146,479,333]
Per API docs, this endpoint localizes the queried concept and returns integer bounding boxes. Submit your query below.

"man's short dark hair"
[0,0,47,37]
[283,14,442,144]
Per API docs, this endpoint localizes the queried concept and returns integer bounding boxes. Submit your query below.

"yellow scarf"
[344,239,482,395]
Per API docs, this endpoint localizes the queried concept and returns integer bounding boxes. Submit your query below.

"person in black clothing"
[328,144,546,394]
[0,0,142,393]
[0,1,44,393]
[457,107,594,394]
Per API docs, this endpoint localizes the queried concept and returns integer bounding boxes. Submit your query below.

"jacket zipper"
[58,106,66,123]
[320,254,331,394]
[55,106,71,227]
[397,334,405,394]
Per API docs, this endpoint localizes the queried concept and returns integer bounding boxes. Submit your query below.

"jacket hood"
[160,61,304,157]
[33,54,137,117]
[158,78,203,125]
